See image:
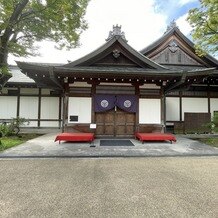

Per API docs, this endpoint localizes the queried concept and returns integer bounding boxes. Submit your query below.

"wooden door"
[95,108,135,137]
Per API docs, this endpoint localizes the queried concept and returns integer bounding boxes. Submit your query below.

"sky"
[9,0,200,65]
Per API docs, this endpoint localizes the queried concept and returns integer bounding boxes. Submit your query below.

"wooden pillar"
[207,84,211,114]
[62,84,69,132]
[37,88,41,128]
[179,91,182,121]
[58,95,62,129]
[62,94,66,133]
[160,87,166,132]
[135,83,140,132]
[16,87,20,117]
[91,83,96,123]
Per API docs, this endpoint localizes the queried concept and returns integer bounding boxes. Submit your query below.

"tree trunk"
[0,0,29,67]
[0,45,9,68]
[0,0,29,88]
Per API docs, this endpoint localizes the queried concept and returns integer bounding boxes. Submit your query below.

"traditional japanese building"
[1,23,218,136]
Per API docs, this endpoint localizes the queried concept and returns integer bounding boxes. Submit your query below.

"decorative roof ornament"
[106,25,127,42]
[169,40,178,53]
[113,49,121,58]
[165,20,178,33]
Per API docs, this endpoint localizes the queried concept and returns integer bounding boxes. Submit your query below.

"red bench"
[55,132,94,144]
[135,132,176,143]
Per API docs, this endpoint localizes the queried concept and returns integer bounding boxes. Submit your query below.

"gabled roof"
[64,25,167,70]
[140,25,218,68]
[14,25,218,92]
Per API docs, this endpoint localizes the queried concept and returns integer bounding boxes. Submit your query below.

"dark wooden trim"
[179,91,182,121]
[160,87,166,132]
[58,96,62,129]
[38,88,41,128]
[62,84,69,132]
[34,119,62,122]
[62,94,66,132]
[68,93,91,97]
[49,66,63,89]
[0,118,62,122]
[135,83,140,132]
[91,83,96,123]
[0,93,61,97]
[16,87,20,117]
[207,85,211,114]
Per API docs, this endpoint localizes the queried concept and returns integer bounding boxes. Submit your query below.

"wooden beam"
[37,88,41,128]
[16,87,20,117]
[58,96,62,129]
[207,84,211,114]
[164,74,187,94]
[91,83,96,123]
[49,67,63,89]
[179,91,182,122]
[135,83,140,132]
[160,87,166,132]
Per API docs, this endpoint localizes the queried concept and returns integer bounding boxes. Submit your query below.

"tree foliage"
[187,0,218,56]
[0,0,89,68]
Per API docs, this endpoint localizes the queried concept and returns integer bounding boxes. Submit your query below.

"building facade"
[1,24,218,136]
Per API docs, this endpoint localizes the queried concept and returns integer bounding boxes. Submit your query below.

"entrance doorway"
[95,108,135,137]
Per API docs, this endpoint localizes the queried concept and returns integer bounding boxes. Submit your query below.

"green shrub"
[0,117,29,137]
[206,113,218,133]
[0,124,12,137]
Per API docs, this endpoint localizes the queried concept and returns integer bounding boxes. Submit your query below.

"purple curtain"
[116,95,137,113]
[94,95,116,112]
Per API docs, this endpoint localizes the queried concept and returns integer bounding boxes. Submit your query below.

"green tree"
[0,0,89,84]
[187,0,218,56]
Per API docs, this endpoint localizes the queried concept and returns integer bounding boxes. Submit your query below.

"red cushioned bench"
[55,132,94,144]
[135,132,176,144]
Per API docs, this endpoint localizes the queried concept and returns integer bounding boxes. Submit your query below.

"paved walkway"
[0,132,218,157]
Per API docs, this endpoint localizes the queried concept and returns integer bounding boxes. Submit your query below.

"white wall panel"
[25,121,38,127]
[20,88,39,95]
[139,99,161,124]
[182,98,208,120]
[211,98,218,117]
[20,97,38,119]
[68,97,91,123]
[0,96,17,119]
[41,97,59,119]
[41,89,50,95]
[40,121,59,127]
[166,97,180,121]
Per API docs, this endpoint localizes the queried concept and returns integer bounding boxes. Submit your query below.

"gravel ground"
[0,157,218,217]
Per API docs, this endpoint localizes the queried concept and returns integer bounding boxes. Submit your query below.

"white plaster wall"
[20,88,39,95]
[20,97,38,119]
[210,98,218,117]
[41,97,59,119]
[41,89,51,95]
[140,84,160,89]
[68,97,91,123]
[25,121,38,127]
[40,121,59,127]
[70,82,92,87]
[166,97,180,121]
[0,96,17,119]
[139,99,161,124]
[182,97,208,120]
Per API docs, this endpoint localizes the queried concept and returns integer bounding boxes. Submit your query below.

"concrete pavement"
[0,157,217,217]
[0,132,218,157]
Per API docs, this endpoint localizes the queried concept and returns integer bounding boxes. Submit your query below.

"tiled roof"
[8,65,35,83]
